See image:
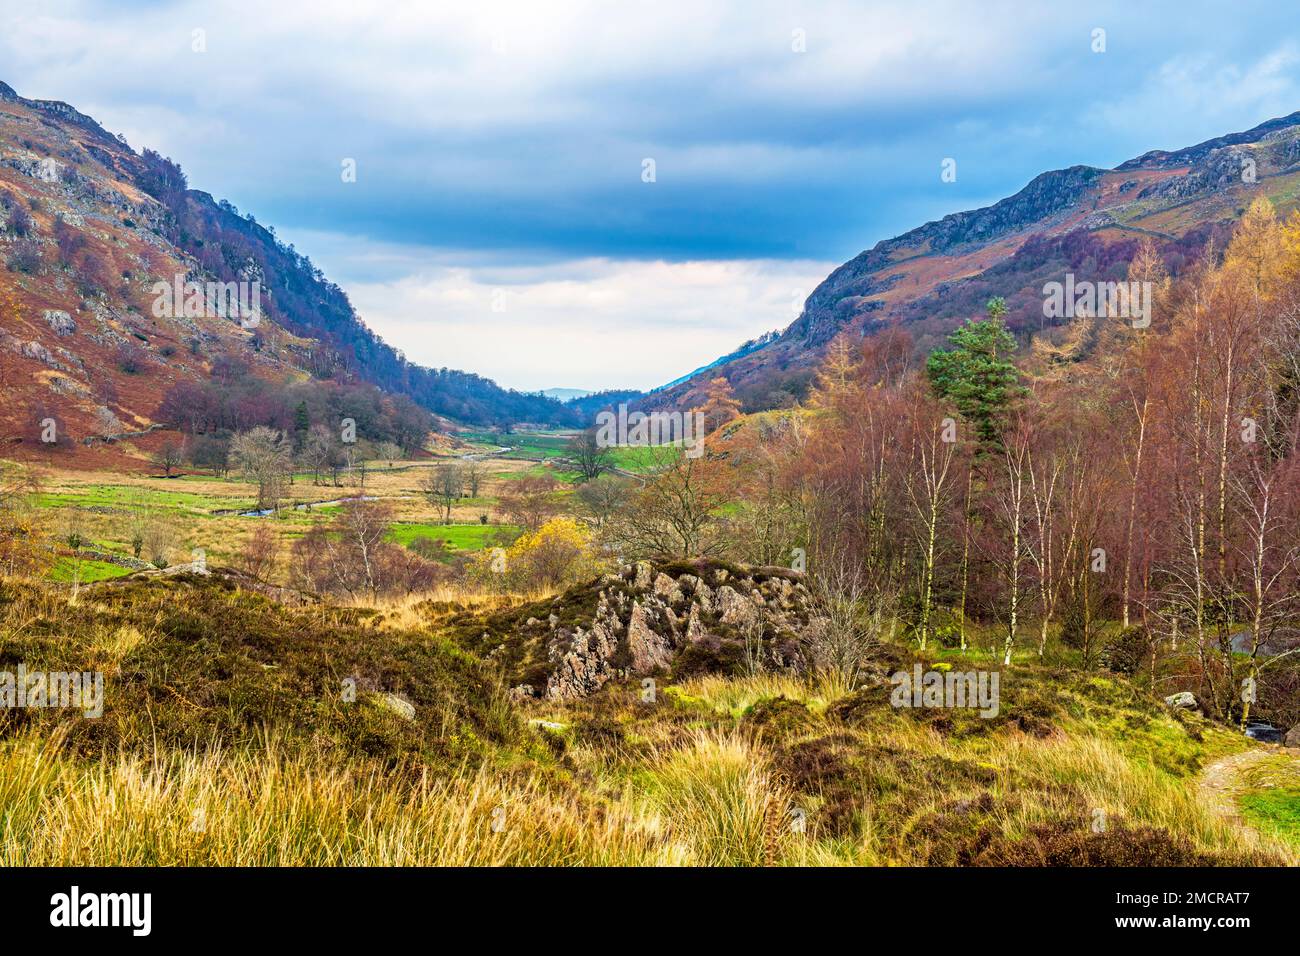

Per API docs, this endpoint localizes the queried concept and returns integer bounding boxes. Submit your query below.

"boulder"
[374,693,416,722]
[1286,724,1300,749]
[42,309,76,336]
[685,604,708,643]
[1164,691,1199,711]
[652,572,684,606]
[717,585,759,630]
[627,600,673,672]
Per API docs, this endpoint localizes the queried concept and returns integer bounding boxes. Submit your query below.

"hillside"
[0,80,574,470]
[1,564,1292,865]
[648,111,1300,410]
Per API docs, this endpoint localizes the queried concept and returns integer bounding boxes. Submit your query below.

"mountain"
[538,387,594,401]
[0,80,576,466]
[647,111,1300,411]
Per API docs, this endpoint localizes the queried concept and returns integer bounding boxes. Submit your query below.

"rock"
[1286,724,1300,749]
[652,572,684,605]
[42,309,76,336]
[508,684,536,702]
[685,604,708,643]
[1164,691,1199,710]
[546,617,619,700]
[717,585,758,630]
[374,693,416,721]
[694,582,715,614]
[526,617,539,627]
[626,600,673,672]
[497,559,820,701]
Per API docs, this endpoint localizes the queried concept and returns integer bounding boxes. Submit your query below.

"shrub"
[1101,626,1152,676]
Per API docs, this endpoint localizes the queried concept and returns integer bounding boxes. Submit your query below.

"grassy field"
[1238,754,1300,844]
[14,452,547,583]
[385,522,519,557]
[0,574,1289,866]
[48,555,136,583]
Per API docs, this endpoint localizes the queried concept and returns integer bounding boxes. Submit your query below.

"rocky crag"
[441,559,818,700]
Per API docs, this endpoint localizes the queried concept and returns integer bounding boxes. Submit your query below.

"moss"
[672,637,744,680]
[740,695,821,738]
[0,577,520,772]
[953,816,1274,866]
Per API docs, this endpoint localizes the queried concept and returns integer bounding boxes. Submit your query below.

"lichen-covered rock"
[627,600,674,672]
[461,559,813,701]
[717,585,759,629]
[652,572,684,606]
[42,309,76,336]
[685,604,708,643]
[633,560,653,591]
[374,692,416,722]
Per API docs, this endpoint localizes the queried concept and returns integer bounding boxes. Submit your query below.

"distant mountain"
[0,79,576,464]
[647,111,1300,411]
[538,387,594,401]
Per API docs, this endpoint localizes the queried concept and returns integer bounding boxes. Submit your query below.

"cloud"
[4,1,1300,389]
[292,232,834,391]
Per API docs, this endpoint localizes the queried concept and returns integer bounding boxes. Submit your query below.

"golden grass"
[0,731,681,866]
[638,729,794,866]
[676,670,854,717]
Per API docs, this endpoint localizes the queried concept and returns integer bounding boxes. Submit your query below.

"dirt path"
[1198,748,1274,824]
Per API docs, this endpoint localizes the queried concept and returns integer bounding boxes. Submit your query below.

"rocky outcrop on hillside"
[452,560,818,701]
[645,111,1300,415]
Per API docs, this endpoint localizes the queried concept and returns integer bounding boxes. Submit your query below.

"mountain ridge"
[646,109,1300,411]
[0,79,578,469]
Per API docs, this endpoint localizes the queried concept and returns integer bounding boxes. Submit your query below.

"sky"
[4,1,1300,391]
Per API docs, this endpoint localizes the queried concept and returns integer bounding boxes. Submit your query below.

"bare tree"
[567,428,611,481]
[464,461,483,498]
[301,423,336,486]
[802,551,893,689]
[497,475,560,532]
[420,463,464,523]
[903,409,957,649]
[152,439,185,477]
[230,427,294,511]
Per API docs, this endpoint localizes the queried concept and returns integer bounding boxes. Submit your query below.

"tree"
[0,462,47,577]
[567,428,611,481]
[189,433,230,477]
[497,475,559,531]
[420,463,464,523]
[695,376,743,431]
[576,473,634,530]
[464,461,483,498]
[902,402,959,650]
[290,499,439,599]
[497,516,598,591]
[301,424,336,485]
[612,455,729,558]
[375,441,403,467]
[926,299,1024,447]
[236,523,279,582]
[230,427,293,511]
[153,439,185,477]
